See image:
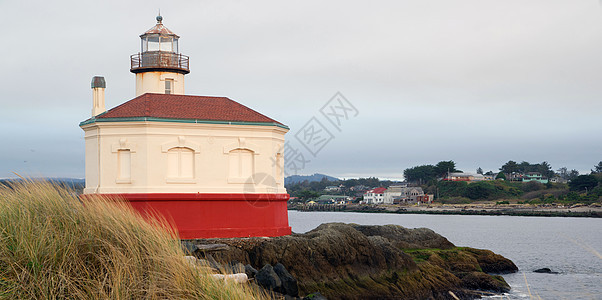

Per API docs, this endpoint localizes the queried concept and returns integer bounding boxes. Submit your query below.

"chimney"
[91,76,106,117]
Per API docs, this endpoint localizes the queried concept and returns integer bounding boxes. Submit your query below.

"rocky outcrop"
[533,267,558,274]
[186,223,517,299]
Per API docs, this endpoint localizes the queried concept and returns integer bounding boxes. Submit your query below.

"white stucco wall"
[135,72,185,96]
[81,121,287,194]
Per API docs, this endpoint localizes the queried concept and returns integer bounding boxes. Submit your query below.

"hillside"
[285,173,339,185]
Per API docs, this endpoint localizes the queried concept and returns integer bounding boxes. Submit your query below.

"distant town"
[286,160,602,212]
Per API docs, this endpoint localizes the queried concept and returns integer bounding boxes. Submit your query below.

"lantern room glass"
[141,35,179,53]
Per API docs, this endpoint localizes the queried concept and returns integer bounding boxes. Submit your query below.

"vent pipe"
[91,76,106,117]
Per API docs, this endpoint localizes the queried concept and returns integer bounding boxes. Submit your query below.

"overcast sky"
[1,0,601,180]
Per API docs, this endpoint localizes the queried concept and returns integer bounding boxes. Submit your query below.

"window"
[229,149,254,180]
[167,147,194,179]
[165,79,173,94]
[117,150,131,181]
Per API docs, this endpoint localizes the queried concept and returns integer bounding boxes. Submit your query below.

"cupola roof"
[141,15,179,38]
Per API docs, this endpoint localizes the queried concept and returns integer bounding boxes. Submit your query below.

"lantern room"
[140,16,179,53]
[131,16,189,96]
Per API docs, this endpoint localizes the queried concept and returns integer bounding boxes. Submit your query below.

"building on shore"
[364,187,387,204]
[443,172,487,182]
[80,16,290,239]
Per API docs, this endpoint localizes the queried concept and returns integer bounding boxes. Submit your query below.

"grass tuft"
[0,179,266,299]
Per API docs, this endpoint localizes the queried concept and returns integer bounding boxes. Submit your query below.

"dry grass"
[0,179,267,299]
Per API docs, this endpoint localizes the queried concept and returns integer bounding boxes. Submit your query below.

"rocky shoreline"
[293,203,602,218]
[183,223,518,299]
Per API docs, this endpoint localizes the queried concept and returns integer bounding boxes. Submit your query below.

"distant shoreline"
[290,204,602,218]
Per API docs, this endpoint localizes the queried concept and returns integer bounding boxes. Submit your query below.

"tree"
[297,190,319,200]
[500,161,519,174]
[592,161,602,174]
[484,171,494,176]
[537,161,554,179]
[495,172,506,180]
[557,167,568,179]
[403,165,436,184]
[476,167,483,175]
[568,175,598,192]
[518,161,531,173]
[434,161,459,178]
[568,170,580,181]
[342,178,358,188]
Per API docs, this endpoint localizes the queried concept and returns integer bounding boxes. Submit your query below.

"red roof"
[92,93,284,126]
[369,187,387,194]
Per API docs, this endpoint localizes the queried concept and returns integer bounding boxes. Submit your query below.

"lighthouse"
[80,16,291,239]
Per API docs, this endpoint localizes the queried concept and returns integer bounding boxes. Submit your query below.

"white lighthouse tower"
[131,15,189,96]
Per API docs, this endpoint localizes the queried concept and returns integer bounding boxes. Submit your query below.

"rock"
[183,255,199,267]
[211,273,249,283]
[463,248,518,274]
[534,268,559,274]
[460,272,511,293]
[244,264,258,278]
[274,263,299,297]
[255,264,282,292]
[206,255,224,273]
[303,292,327,300]
[201,223,517,299]
[195,243,230,252]
[351,224,456,250]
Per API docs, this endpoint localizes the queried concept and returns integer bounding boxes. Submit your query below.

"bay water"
[288,211,601,299]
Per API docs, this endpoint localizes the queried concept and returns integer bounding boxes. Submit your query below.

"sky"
[1,0,601,181]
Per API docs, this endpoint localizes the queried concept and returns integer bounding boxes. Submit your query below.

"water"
[288,211,602,299]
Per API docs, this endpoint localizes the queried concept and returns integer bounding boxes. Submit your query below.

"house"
[388,186,426,204]
[316,195,352,205]
[483,174,496,181]
[364,187,387,204]
[550,177,568,184]
[444,173,486,182]
[522,172,549,184]
[416,194,434,204]
[324,185,341,192]
[80,16,290,239]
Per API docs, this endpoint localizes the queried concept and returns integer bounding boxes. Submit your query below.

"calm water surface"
[288,211,602,299]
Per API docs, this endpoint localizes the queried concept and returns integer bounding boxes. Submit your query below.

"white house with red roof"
[80,16,290,239]
[364,187,387,204]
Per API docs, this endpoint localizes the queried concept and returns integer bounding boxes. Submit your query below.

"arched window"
[229,149,254,181]
[112,138,136,184]
[167,147,194,179]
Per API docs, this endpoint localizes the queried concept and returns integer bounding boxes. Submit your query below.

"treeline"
[404,160,602,184]
[424,174,602,205]
[286,177,399,200]
[403,161,461,183]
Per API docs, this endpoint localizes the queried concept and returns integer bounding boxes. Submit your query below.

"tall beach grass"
[0,179,266,299]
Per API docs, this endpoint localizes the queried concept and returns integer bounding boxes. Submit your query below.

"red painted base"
[95,193,291,239]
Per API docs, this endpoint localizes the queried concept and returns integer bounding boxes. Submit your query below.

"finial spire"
[156,10,162,23]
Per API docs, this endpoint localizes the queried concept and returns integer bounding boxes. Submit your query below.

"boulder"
[244,264,258,278]
[460,272,510,293]
[255,264,282,292]
[533,268,559,274]
[274,263,299,297]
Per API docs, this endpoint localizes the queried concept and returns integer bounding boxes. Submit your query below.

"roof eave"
[79,117,289,130]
